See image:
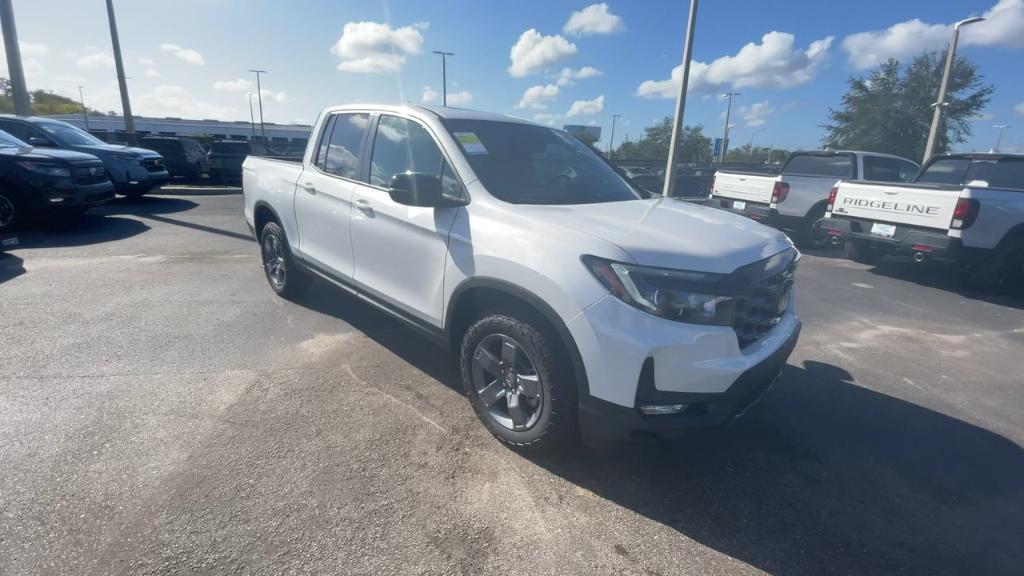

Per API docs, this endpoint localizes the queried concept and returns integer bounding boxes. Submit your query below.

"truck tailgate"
[830,181,961,231]
[712,171,778,203]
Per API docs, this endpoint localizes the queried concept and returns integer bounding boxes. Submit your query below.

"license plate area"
[733,200,747,210]
[870,222,896,238]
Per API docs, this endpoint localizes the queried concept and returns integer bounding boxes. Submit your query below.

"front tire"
[846,239,883,265]
[259,221,310,299]
[0,188,27,233]
[460,314,575,450]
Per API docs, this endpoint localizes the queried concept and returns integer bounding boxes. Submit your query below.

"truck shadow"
[11,214,150,250]
[295,278,1024,575]
[865,258,1024,309]
[0,251,26,284]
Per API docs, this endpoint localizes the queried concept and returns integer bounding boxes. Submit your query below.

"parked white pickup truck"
[819,153,1024,291]
[711,151,919,246]
[243,104,801,448]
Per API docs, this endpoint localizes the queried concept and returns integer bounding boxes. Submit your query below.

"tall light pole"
[720,92,741,162]
[105,0,135,141]
[992,124,1008,152]
[607,113,621,158]
[922,16,985,163]
[662,0,700,197]
[432,50,454,106]
[0,0,31,116]
[78,86,90,129]
[248,93,257,140]
[249,69,267,140]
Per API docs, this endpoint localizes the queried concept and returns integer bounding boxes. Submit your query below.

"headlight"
[583,256,734,326]
[16,161,71,178]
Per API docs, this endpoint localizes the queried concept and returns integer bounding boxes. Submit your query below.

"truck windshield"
[38,122,106,146]
[211,142,252,154]
[442,119,640,205]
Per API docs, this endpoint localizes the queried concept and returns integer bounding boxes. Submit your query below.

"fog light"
[48,197,66,203]
[638,404,687,416]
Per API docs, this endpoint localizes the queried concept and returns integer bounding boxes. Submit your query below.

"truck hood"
[517,198,793,274]
[73,144,162,159]
[1,145,105,164]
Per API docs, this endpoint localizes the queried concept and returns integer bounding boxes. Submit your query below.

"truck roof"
[320,104,538,126]
[792,149,918,162]
[931,152,1024,161]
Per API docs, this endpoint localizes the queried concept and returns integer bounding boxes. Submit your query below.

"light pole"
[432,50,454,106]
[105,0,135,141]
[0,0,30,116]
[922,16,985,163]
[248,93,257,140]
[78,86,90,129]
[662,0,699,197]
[607,113,621,158]
[249,69,267,140]
[748,126,766,149]
[720,92,741,162]
[992,124,1008,152]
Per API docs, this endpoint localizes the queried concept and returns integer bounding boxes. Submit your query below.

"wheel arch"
[445,277,590,398]
[253,200,281,238]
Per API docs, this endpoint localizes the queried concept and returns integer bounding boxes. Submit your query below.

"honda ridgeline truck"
[243,105,802,448]
[820,153,1024,291]
[711,151,919,247]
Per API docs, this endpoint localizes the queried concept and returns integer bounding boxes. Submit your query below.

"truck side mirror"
[388,172,453,207]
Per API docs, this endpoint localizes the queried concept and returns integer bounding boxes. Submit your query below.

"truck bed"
[829,180,962,231]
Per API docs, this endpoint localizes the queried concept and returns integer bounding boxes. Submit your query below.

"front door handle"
[354,198,374,213]
[300,182,316,194]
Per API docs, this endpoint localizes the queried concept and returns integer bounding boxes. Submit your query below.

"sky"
[3,0,1023,153]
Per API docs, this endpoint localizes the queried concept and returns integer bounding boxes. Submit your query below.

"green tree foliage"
[0,77,101,115]
[723,144,791,165]
[614,117,711,162]
[823,51,993,160]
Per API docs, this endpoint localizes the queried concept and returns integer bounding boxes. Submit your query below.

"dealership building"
[42,114,313,149]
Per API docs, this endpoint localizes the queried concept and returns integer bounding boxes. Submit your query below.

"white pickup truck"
[819,153,1024,291]
[711,151,919,246]
[243,104,801,448]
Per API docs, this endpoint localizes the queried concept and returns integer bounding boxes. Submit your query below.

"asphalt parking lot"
[1,189,1022,576]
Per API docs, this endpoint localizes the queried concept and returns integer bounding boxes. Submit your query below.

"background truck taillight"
[951,198,979,230]
[709,175,716,196]
[771,182,790,204]
[827,187,838,211]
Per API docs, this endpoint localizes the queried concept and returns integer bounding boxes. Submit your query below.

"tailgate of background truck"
[712,172,778,203]
[830,181,961,230]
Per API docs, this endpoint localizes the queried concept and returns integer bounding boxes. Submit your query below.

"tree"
[823,51,993,160]
[614,117,711,162]
[0,77,100,116]
[723,144,790,165]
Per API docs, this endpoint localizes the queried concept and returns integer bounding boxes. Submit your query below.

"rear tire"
[796,205,828,249]
[960,241,1024,293]
[0,188,27,233]
[846,239,883,265]
[259,221,310,299]
[460,314,576,450]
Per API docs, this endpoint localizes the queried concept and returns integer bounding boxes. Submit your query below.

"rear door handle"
[354,198,373,213]
[300,182,316,194]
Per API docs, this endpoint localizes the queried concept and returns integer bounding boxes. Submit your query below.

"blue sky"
[3,0,1023,153]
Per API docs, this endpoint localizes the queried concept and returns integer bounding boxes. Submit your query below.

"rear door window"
[314,115,337,170]
[783,154,854,178]
[323,113,369,179]
[988,159,1024,190]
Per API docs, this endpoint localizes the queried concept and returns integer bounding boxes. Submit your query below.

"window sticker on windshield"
[454,132,488,155]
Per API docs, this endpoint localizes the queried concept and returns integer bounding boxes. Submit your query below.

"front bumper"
[567,292,801,441]
[819,217,961,261]
[29,180,115,210]
[112,164,170,193]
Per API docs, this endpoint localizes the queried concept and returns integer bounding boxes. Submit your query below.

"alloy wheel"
[261,232,287,289]
[0,194,15,231]
[471,334,544,431]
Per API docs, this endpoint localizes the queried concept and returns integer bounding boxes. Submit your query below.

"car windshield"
[0,129,27,148]
[142,139,183,153]
[38,122,106,145]
[211,142,251,154]
[442,119,641,205]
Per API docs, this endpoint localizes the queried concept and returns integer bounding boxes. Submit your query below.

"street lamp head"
[955,16,985,29]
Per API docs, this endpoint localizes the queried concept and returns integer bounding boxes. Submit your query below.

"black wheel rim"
[0,194,14,230]
[261,232,286,289]
[471,334,543,432]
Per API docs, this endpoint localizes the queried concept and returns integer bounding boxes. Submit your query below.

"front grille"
[72,165,110,185]
[733,264,795,349]
[142,158,165,172]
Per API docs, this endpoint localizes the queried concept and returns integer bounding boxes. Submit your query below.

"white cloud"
[563,3,625,36]
[259,88,291,104]
[330,21,426,74]
[842,0,1024,69]
[556,65,602,86]
[1016,102,1024,116]
[213,78,254,92]
[159,43,206,66]
[138,57,155,66]
[76,52,115,69]
[566,94,604,117]
[135,85,236,120]
[144,69,160,78]
[736,100,775,127]
[508,29,577,77]
[0,40,48,81]
[636,32,833,98]
[533,112,562,126]
[515,83,560,109]
[447,90,473,106]
[421,86,439,103]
